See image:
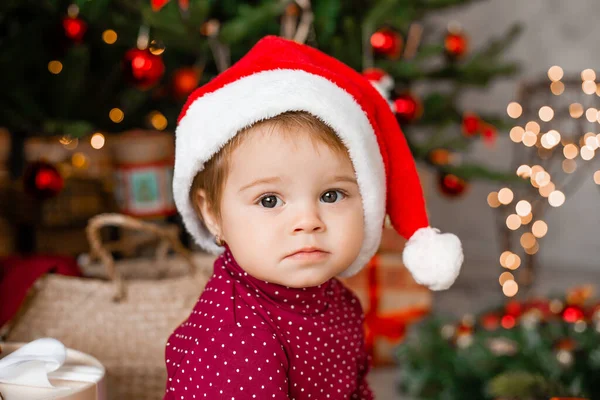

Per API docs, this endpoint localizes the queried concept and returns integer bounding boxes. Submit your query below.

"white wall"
[422,0,600,272]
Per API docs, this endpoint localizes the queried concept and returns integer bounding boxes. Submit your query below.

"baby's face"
[219,125,365,288]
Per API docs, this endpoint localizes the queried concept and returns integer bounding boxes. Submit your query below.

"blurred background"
[1,0,599,399]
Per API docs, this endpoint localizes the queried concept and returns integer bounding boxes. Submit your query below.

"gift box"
[0,339,106,400]
[111,130,176,218]
[339,226,432,366]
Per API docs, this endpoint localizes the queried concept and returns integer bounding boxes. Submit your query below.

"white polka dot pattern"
[164,245,373,399]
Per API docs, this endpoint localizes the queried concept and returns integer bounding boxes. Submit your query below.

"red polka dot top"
[164,244,374,399]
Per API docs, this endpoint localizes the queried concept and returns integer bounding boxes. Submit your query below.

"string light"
[520,232,537,250]
[524,242,539,255]
[534,171,551,186]
[586,108,598,122]
[510,126,525,143]
[520,212,533,225]
[594,171,600,185]
[548,66,564,81]
[505,254,521,270]
[149,111,168,130]
[580,145,595,161]
[498,188,514,205]
[523,131,537,147]
[502,280,519,297]
[569,103,584,118]
[516,165,532,178]
[550,81,565,95]
[499,251,512,267]
[584,132,598,149]
[539,182,555,197]
[48,61,63,74]
[532,220,548,238]
[507,102,522,119]
[539,106,554,122]
[90,132,105,149]
[548,190,565,207]
[59,136,73,145]
[499,272,515,286]
[581,69,596,81]
[515,200,532,217]
[487,192,501,208]
[506,214,521,230]
[67,4,79,18]
[72,152,89,169]
[109,108,124,123]
[563,144,579,159]
[102,29,118,44]
[562,159,577,173]
[583,80,597,95]
[63,138,78,150]
[525,121,540,134]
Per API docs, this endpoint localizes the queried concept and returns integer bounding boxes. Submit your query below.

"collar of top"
[217,244,332,315]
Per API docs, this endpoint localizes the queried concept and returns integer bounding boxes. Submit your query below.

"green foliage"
[397,293,600,400]
[0,0,522,182]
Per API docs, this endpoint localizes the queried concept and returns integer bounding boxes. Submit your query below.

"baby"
[164,36,463,400]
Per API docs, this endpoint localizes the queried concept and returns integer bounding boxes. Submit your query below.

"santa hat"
[174,35,463,290]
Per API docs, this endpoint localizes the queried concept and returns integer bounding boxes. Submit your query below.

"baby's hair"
[189,110,349,225]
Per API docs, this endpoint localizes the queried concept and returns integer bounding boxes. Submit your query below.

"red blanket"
[0,255,82,328]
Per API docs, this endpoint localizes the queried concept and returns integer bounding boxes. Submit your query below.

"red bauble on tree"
[481,123,497,147]
[480,312,501,331]
[23,161,64,200]
[122,48,165,89]
[445,31,469,59]
[462,113,480,136]
[393,92,422,123]
[438,173,468,198]
[151,0,189,12]
[62,16,87,42]
[370,28,403,58]
[562,305,585,323]
[172,67,202,99]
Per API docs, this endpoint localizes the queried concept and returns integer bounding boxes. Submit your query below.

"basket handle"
[85,213,197,302]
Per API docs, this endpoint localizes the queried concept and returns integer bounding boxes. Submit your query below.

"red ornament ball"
[562,305,585,323]
[462,113,480,136]
[438,173,468,198]
[393,93,422,122]
[481,124,497,146]
[445,32,468,59]
[500,315,516,329]
[505,300,523,317]
[23,161,64,200]
[62,16,87,42]
[122,48,165,89]
[481,313,501,331]
[172,67,202,99]
[370,29,403,58]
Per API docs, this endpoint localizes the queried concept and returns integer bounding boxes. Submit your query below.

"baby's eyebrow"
[238,176,283,193]
[329,175,358,185]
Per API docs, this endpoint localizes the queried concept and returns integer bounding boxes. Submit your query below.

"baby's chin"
[271,269,335,288]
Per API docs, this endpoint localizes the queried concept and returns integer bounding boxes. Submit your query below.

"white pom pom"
[402,226,463,291]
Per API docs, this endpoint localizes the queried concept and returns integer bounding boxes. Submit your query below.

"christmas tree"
[397,285,600,399]
[1,0,521,190]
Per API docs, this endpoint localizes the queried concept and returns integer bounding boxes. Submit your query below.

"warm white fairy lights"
[495,66,600,297]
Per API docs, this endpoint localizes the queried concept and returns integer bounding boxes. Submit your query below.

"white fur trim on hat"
[402,226,463,291]
[174,69,386,277]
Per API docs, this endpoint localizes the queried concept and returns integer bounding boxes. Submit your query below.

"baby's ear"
[195,188,221,237]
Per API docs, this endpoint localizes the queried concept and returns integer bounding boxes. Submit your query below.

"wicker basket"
[3,214,214,400]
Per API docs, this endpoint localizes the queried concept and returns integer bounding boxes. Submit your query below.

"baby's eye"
[321,190,346,204]
[258,195,283,209]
